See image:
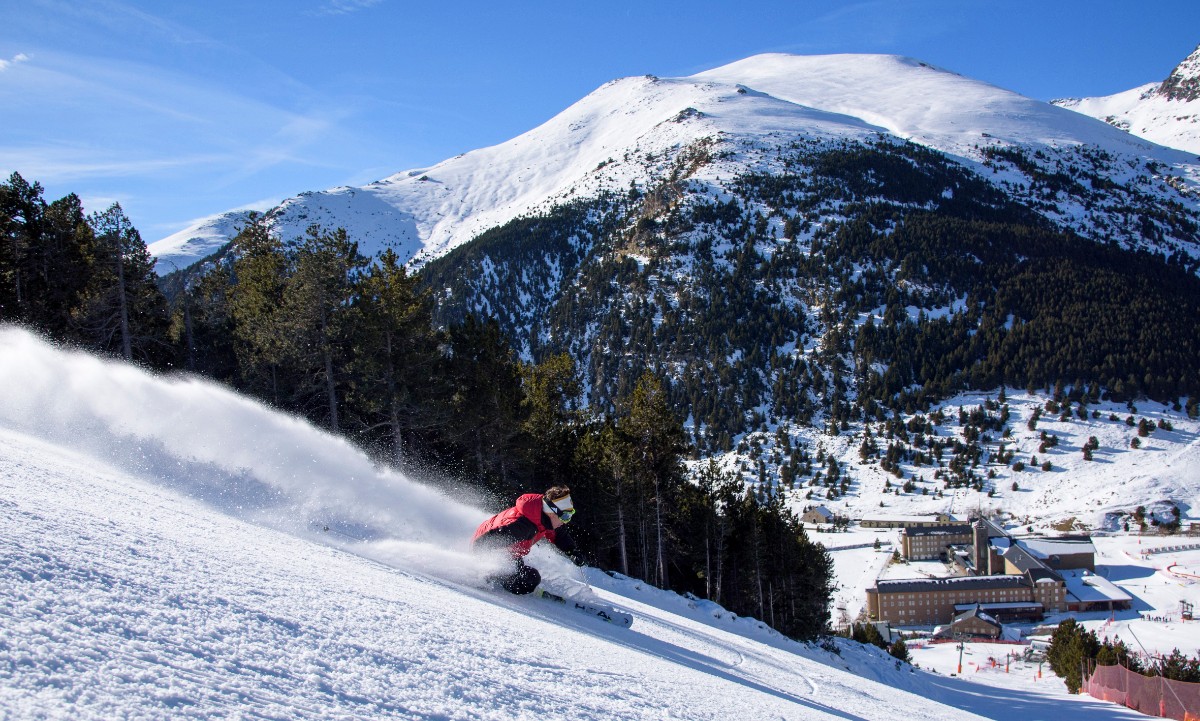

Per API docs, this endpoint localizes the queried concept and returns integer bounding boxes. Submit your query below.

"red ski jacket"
[472,493,572,559]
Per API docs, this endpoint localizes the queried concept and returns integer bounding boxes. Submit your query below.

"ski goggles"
[547,496,575,523]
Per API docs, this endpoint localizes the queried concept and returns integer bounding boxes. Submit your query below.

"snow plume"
[0,325,513,585]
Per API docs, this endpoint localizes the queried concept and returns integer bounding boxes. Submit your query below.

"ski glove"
[552,525,576,556]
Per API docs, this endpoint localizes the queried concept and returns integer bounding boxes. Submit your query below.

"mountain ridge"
[149,51,1200,275]
[1052,44,1200,154]
[1157,43,1200,102]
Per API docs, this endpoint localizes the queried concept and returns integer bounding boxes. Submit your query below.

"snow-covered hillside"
[3,326,1093,720]
[148,52,1200,274]
[727,389,1200,535]
[1053,44,1200,155]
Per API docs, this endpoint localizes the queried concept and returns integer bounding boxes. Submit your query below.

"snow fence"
[1086,662,1200,720]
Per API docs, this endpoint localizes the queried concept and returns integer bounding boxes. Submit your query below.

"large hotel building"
[865,519,1121,626]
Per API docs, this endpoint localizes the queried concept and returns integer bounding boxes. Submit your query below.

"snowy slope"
[1052,83,1200,155]
[1053,45,1200,155]
[148,66,885,273]
[691,53,1163,157]
[757,389,1200,537]
[148,52,1200,274]
[0,325,1159,720]
[147,209,257,275]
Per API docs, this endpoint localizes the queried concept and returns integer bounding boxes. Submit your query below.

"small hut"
[950,604,1002,639]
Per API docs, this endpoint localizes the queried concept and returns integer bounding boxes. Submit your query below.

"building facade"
[865,570,1068,626]
[900,524,973,560]
[801,505,835,524]
[867,513,1096,626]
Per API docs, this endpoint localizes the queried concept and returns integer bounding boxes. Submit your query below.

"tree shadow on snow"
[515,601,871,721]
[920,674,1144,721]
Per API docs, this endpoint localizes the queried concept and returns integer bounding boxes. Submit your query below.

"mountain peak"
[150,50,1197,273]
[1156,43,1200,101]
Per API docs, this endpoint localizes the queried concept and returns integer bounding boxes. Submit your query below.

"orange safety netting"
[1086,663,1200,721]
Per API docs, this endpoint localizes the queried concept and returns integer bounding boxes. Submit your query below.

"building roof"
[803,505,835,519]
[974,518,1009,539]
[989,536,1012,551]
[861,513,946,523]
[1000,543,1047,574]
[1060,570,1133,604]
[1019,536,1097,559]
[901,524,972,538]
[953,602,1043,612]
[1026,567,1063,584]
[952,604,1002,629]
[873,574,1030,594]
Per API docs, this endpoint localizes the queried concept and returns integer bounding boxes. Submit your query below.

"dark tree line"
[562,375,833,639]
[0,172,170,363]
[1,173,834,640]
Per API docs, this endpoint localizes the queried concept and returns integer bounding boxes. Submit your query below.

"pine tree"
[74,203,169,363]
[1047,618,1099,693]
[443,315,527,493]
[278,225,367,431]
[692,460,740,603]
[574,417,635,575]
[349,249,446,465]
[38,193,96,337]
[619,371,688,588]
[0,174,98,339]
[520,353,582,488]
[226,216,291,403]
[171,263,238,379]
[0,172,45,322]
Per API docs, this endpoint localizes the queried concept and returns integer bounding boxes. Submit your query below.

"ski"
[537,589,634,628]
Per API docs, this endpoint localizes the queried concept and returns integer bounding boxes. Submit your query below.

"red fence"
[1086,663,1200,721]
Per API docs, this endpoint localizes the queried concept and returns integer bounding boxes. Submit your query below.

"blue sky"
[2,0,1198,242]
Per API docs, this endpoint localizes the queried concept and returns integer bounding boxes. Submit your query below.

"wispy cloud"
[212,112,346,187]
[2,1,392,235]
[313,0,385,17]
[0,53,30,72]
[0,47,355,176]
[0,145,233,183]
[25,0,219,49]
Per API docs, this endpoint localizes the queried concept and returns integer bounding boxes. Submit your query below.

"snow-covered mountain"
[145,52,1200,537]
[0,326,1022,720]
[1053,44,1200,155]
[149,52,1200,274]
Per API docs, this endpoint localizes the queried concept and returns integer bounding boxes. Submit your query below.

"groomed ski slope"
[0,327,1139,719]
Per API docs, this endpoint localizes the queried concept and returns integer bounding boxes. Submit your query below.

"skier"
[472,485,578,594]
